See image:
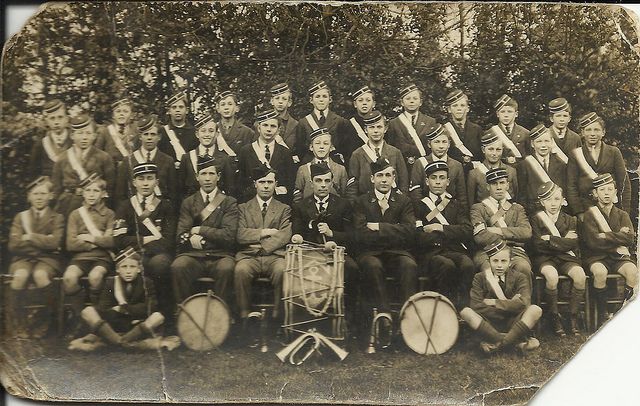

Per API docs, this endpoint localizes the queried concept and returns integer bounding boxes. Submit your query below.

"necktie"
[318,200,325,212]
[205,148,211,158]
[544,156,549,171]
[591,147,598,164]
[434,196,442,207]
[204,194,210,206]
[262,201,268,218]
[379,196,389,215]
[375,147,381,158]
[141,197,146,211]
[319,111,326,126]
[265,145,271,162]
[505,125,511,136]
[146,151,152,162]
[412,114,417,126]
[118,124,125,135]
[499,276,506,292]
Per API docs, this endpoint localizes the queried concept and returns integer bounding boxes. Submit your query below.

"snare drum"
[400,291,459,355]
[177,290,230,351]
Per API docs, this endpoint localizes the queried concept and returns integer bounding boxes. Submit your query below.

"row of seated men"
[6,146,637,349]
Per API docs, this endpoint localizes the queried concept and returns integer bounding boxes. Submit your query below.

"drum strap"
[535,211,576,257]
[107,124,130,157]
[113,276,128,305]
[490,125,521,158]
[484,269,507,300]
[444,122,473,157]
[481,198,508,228]
[588,206,630,256]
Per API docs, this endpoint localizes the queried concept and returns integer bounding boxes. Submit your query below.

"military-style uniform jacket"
[386,111,436,163]
[567,142,632,214]
[581,204,635,264]
[293,158,354,203]
[237,141,296,203]
[446,119,484,164]
[294,110,347,164]
[97,276,157,320]
[348,141,409,196]
[66,202,115,262]
[292,194,353,247]
[466,161,518,206]
[114,148,178,204]
[158,121,198,163]
[113,196,176,257]
[9,207,65,270]
[29,129,73,176]
[470,198,532,250]
[278,111,298,151]
[178,145,236,198]
[531,210,580,266]
[548,126,582,156]
[408,155,467,210]
[516,153,567,214]
[470,268,530,321]
[175,190,238,259]
[336,114,368,168]
[217,119,256,156]
[236,197,292,260]
[413,193,472,254]
[497,122,530,160]
[352,189,416,257]
[94,122,139,163]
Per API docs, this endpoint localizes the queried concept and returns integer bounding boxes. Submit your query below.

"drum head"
[177,293,230,351]
[400,291,459,355]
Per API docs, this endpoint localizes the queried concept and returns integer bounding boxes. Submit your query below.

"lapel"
[305,195,320,216]
[263,199,279,228]
[582,144,599,169]
[368,193,383,221]
[414,111,430,136]
[325,110,339,130]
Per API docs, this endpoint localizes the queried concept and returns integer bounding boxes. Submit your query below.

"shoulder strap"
[42,136,60,162]
[490,125,522,158]
[536,211,576,257]
[397,113,426,156]
[588,206,630,256]
[572,147,598,179]
[420,196,450,225]
[190,150,198,175]
[67,149,89,180]
[484,269,507,300]
[481,198,508,228]
[216,130,237,156]
[107,124,130,157]
[444,122,473,157]
[252,141,269,165]
[78,206,103,237]
[524,156,551,183]
[163,125,186,161]
[200,193,226,222]
[550,138,568,163]
[349,118,368,145]
[113,276,128,305]
[305,114,319,131]
[130,197,163,239]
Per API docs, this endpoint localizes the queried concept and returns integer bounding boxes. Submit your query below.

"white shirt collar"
[32,207,47,217]
[404,111,417,121]
[256,196,273,208]
[257,138,276,151]
[200,188,218,203]
[489,195,507,207]
[367,140,385,150]
[138,147,158,160]
[313,158,330,165]
[73,145,89,158]
[315,194,330,204]
[198,144,216,156]
[374,188,391,201]
[535,152,548,163]
[553,126,565,139]
[136,194,154,205]
[314,108,328,120]
[432,154,448,162]
[547,210,560,223]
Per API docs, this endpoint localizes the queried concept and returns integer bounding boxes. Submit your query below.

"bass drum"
[177,291,230,351]
[399,291,459,355]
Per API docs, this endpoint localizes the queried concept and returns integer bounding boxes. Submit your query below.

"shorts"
[534,257,582,276]
[67,259,113,275]
[8,259,58,278]
[585,257,634,274]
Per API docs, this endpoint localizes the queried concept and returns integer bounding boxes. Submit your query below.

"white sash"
[67,149,88,180]
[536,211,576,257]
[421,195,450,224]
[524,156,551,183]
[133,150,162,196]
[349,118,369,145]
[20,210,33,234]
[444,122,473,157]
[252,141,270,166]
[42,136,61,162]
[550,139,568,164]
[130,196,163,239]
[113,276,128,306]
[200,193,225,222]
[361,143,378,163]
[78,206,103,237]
[588,206,631,256]
[397,113,427,157]
[163,125,186,161]
[481,198,508,228]
[473,162,512,200]
[491,125,522,158]
[305,114,320,131]
[484,269,507,300]
[107,124,130,157]
[216,132,237,157]
[189,150,199,175]
[572,147,598,179]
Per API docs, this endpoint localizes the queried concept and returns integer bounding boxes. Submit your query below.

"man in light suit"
[234,165,292,322]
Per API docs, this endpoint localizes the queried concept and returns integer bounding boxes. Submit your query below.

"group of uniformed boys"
[6,80,638,354]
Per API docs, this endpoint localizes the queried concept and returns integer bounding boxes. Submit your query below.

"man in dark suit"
[170,157,238,306]
[294,80,348,165]
[386,84,436,172]
[547,97,582,155]
[492,94,530,165]
[566,112,632,216]
[29,99,73,177]
[443,89,483,171]
[460,240,542,354]
[158,91,198,168]
[234,165,292,322]
[353,158,418,315]
[238,109,295,204]
[414,161,474,307]
[115,115,178,204]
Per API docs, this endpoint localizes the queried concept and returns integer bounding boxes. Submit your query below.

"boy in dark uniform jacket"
[517,124,568,215]
[94,97,138,163]
[294,80,348,165]
[466,132,518,206]
[443,89,483,171]
[492,94,530,165]
[353,158,418,315]
[348,110,409,196]
[531,182,585,336]
[414,161,474,306]
[567,112,632,216]
[337,85,377,167]
[29,99,73,177]
[7,177,64,338]
[171,157,238,306]
[386,84,436,172]
[460,240,542,354]
[215,90,255,157]
[79,248,164,345]
[238,109,295,204]
[115,115,177,204]
[408,123,467,211]
[113,162,177,318]
[470,168,533,288]
[158,91,198,168]
[581,173,638,327]
[52,114,115,217]
[178,114,235,198]
[269,83,298,156]
[547,98,581,155]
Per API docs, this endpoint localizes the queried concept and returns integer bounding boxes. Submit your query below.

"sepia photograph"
[1,2,639,405]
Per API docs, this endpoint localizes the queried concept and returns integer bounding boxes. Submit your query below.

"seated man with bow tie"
[234,165,292,324]
[29,98,73,177]
[170,157,238,308]
[413,161,474,308]
[94,96,139,164]
[352,158,418,317]
[238,109,295,204]
[460,240,542,354]
[516,124,568,215]
[179,114,235,198]
[114,114,177,204]
[470,168,533,289]
[113,162,177,319]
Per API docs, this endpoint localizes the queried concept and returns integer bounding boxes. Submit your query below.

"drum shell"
[177,291,230,351]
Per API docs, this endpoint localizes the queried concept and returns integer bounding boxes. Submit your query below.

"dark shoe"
[569,316,580,336]
[551,314,566,337]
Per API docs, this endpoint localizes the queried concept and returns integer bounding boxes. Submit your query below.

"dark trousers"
[357,252,418,312]
[143,253,173,317]
[417,250,474,307]
[171,255,235,306]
